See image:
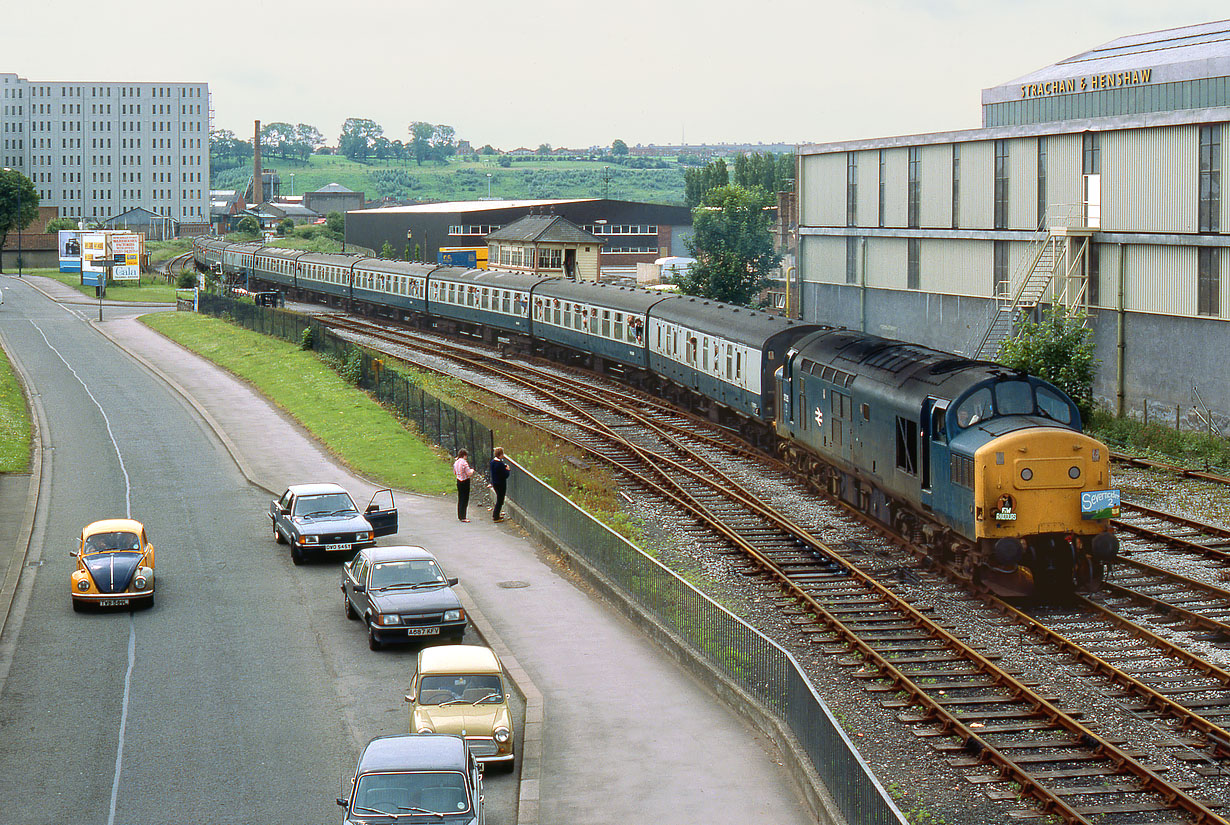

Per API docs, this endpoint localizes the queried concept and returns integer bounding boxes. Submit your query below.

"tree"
[46,217,80,232]
[680,184,780,306]
[277,218,294,236]
[326,212,345,236]
[612,139,628,156]
[235,215,260,235]
[497,155,512,168]
[996,305,1098,422]
[429,125,457,163]
[294,124,325,162]
[380,241,396,258]
[479,144,497,156]
[338,118,384,162]
[408,122,435,166]
[261,122,296,159]
[0,169,39,273]
[537,143,552,156]
[684,158,729,207]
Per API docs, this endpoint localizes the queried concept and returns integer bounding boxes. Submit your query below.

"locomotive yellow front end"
[973,428,1119,597]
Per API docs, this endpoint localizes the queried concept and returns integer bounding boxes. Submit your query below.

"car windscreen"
[418,674,504,704]
[370,560,446,590]
[293,493,356,517]
[84,531,140,554]
[352,771,470,817]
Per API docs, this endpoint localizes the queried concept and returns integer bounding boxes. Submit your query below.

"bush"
[236,216,260,235]
[277,219,294,236]
[176,271,197,289]
[300,327,315,351]
[341,350,362,385]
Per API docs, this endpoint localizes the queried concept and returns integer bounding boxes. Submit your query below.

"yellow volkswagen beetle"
[71,519,156,611]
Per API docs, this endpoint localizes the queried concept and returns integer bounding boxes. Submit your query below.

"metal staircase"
[969,208,1095,361]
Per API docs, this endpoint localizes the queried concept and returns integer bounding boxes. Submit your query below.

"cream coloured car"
[406,645,514,770]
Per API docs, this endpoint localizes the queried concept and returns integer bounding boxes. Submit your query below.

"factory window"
[907,238,920,290]
[994,140,1009,230]
[1199,124,1221,234]
[1087,244,1100,307]
[1198,247,1220,317]
[846,152,857,227]
[895,417,918,476]
[993,241,1009,297]
[907,147,920,229]
[1037,137,1048,229]
[877,149,885,228]
[1082,132,1101,175]
[845,237,858,284]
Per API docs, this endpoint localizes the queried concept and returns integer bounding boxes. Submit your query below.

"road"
[0,277,518,824]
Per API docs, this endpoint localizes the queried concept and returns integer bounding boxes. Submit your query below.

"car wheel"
[291,544,305,565]
[344,592,357,620]
[368,621,382,651]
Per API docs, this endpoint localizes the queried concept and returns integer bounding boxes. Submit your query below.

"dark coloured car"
[338,734,484,824]
[341,545,466,650]
[270,483,398,564]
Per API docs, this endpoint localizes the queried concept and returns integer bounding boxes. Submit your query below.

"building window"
[1087,243,1100,307]
[846,152,857,227]
[1082,132,1101,175]
[907,147,920,229]
[907,238,920,290]
[994,140,1009,230]
[846,236,858,284]
[951,144,960,229]
[1199,124,1221,234]
[994,240,1009,297]
[1037,137,1048,230]
[878,149,885,228]
[1198,247,1220,317]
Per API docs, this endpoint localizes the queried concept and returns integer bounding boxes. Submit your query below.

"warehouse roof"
[351,198,596,215]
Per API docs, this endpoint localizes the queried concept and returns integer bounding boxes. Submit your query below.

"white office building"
[1,73,210,228]
[797,20,1230,427]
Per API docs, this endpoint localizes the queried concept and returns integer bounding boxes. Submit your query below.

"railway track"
[316,313,1230,824]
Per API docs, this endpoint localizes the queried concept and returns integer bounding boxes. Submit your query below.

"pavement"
[2,275,822,825]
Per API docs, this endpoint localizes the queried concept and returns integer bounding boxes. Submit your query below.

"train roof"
[532,279,676,313]
[430,266,548,290]
[653,296,825,349]
[351,258,435,275]
[790,328,1013,395]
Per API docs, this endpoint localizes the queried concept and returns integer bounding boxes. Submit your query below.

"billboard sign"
[110,233,141,280]
[58,230,84,272]
[81,234,109,287]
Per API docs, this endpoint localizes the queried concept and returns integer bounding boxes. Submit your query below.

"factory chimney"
[253,119,263,205]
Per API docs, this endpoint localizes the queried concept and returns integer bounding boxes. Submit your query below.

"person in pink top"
[453,448,475,522]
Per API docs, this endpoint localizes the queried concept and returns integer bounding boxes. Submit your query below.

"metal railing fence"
[193,292,905,825]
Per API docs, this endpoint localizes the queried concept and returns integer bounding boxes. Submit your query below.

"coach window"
[554,301,562,325]
[614,313,624,342]
[448,283,456,304]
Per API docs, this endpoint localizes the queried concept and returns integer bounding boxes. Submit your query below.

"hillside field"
[211,154,688,206]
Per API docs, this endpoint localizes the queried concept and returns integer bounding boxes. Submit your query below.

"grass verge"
[140,311,455,495]
[1088,408,1230,471]
[24,268,180,303]
[0,342,32,473]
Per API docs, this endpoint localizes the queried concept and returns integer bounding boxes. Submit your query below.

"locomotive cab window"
[995,380,1034,416]
[954,388,993,427]
[1035,385,1073,424]
[895,416,918,476]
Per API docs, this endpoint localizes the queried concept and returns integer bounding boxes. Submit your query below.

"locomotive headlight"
[1069,466,1081,479]
[1020,467,1033,481]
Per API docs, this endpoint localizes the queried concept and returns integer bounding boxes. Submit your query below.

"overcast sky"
[7,1,1227,150]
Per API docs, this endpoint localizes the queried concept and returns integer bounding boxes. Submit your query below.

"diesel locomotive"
[194,237,1119,596]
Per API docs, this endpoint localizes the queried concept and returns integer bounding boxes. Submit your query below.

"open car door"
[363,489,398,537]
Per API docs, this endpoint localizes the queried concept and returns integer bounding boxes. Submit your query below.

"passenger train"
[195,237,1119,597]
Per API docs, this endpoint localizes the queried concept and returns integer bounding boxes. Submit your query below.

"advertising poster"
[58,230,84,273]
[111,233,141,280]
[81,234,108,287]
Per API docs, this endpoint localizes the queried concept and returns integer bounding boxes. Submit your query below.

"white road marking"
[30,319,137,824]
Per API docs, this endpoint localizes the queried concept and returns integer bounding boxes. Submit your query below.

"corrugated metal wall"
[884,149,908,227]
[800,154,846,227]
[800,235,845,285]
[866,236,907,289]
[1127,243,1193,314]
[1044,134,1082,227]
[920,145,951,228]
[960,140,994,230]
[1103,125,1196,233]
[924,238,990,296]
[1006,137,1035,230]
[857,149,880,228]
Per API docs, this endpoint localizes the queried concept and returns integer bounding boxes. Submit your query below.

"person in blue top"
[488,447,510,522]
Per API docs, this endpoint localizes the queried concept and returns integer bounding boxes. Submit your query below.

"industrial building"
[796,19,1230,428]
[1,73,210,231]
[345,198,692,274]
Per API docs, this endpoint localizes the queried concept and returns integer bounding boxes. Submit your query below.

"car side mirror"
[70,548,80,558]
[335,798,348,807]
[365,504,378,514]
[447,577,458,587]
[404,691,415,703]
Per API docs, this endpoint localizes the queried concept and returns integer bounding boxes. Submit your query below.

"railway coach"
[776,328,1118,597]
[529,280,672,376]
[649,297,823,439]
[427,266,538,340]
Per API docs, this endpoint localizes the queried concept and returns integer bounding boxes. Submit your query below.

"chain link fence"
[193,293,904,825]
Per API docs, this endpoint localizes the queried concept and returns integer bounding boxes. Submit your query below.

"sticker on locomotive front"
[1081,489,1121,520]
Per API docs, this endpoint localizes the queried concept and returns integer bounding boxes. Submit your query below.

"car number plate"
[323,543,352,551]
[99,599,130,607]
[406,627,440,636]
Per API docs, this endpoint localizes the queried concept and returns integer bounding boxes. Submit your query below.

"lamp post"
[486,173,492,199]
[2,167,22,277]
